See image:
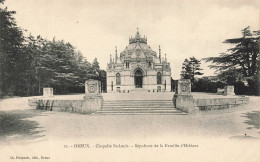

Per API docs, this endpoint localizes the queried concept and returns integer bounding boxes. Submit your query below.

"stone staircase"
[130,88,149,93]
[96,100,186,115]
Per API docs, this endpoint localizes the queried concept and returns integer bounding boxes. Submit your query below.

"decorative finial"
[136,27,140,37]
[159,45,161,63]
[115,46,118,63]
[165,53,167,63]
[110,54,112,63]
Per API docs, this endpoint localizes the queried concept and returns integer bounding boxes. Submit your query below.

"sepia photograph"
[0,0,259,161]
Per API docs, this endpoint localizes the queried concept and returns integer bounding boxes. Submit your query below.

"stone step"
[103,101,173,105]
[103,104,174,107]
[97,107,185,115]
[102,106,175,109]
[103,101,173,104]
[95,113,186,115]
[100,108,177,111]
[97,109,183,112]
[103,103,173,105]
[104,100,172,102]
[95,111,187,115]
[103,104,174,106]
[103,103,174,108]
[98,110,179,113]
[104,102,173,104]
[130,88,149,92]
[97,99,185,115]
[96,112,184,114]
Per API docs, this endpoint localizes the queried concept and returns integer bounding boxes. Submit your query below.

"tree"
[22,36,105,95]
[22,34,46,95]
[192,78,225,93]
[0,0,107,97]
[0,0,24,96]
[171,78,177,91]
[180,59,190,79]
[204,26,260,95]
[256,57,260,95]
[92,58,100,76]
[180,56,203,84]
[99,70,107,92]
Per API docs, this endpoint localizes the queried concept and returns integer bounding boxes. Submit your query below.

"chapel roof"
[120,30,157,58]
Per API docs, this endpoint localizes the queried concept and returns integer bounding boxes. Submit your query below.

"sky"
[3,0,260,79]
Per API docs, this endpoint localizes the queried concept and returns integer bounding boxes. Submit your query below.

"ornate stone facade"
[85,79,101,96]
[106,30,171,92]
[84,79,103,113]
[175,79,191,95]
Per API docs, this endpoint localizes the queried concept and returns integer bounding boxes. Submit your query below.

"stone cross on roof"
[136,27,140,36]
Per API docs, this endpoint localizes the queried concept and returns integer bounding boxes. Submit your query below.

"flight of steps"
[130,88,149,93]
[96,100,187,115]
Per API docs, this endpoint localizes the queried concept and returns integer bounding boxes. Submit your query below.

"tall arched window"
[157,72,162,84]
[126,62,129,69]
[116,73,121,85]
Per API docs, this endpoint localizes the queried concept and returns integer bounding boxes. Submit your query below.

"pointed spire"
[165,53,167,63]
[159,45,161,63]
[115,46,118,63]
[136,27,140,40]
[110,54,112,63]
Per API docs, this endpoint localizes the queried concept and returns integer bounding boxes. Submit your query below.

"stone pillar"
[83,79,103,114]
[173,79,196,114]
[223,85,235,96]
[175,79,191,94]
[43,87,54,97]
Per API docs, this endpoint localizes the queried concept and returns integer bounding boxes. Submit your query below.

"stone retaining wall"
[195,97,249,111]
[30,96,250,115]
[173,96,249,114]
[28,98,86,113]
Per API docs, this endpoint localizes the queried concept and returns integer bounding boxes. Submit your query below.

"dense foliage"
[180,56,203,84]
[192,78,225,93]
[204,26,260,95]
[0,1,24,97]
[0,1,105,97]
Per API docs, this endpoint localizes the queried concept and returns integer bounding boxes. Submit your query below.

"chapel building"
[106,30,171,93]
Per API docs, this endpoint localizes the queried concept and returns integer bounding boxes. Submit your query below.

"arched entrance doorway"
[135,70,143,88]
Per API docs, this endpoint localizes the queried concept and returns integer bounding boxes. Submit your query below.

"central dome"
[120,30,157,58]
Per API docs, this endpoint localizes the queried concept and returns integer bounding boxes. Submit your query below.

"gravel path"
[0,94,259,162]
[0,95,259,141]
